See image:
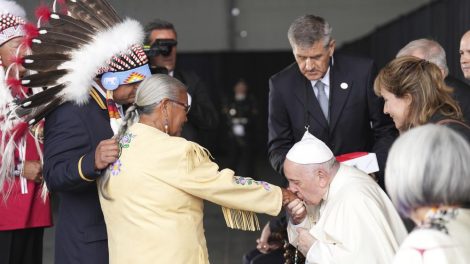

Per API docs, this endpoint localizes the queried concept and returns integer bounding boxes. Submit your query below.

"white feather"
[0,0,26,19]
[57,18,145,105]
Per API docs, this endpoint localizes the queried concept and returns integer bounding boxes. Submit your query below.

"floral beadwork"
[109,159,122,176]
[233,176,271,191]
[119,133,136,148]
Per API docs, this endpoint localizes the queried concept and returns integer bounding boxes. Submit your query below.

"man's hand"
[281,188,298,206]
[94,138,119,170]
[296,227,316,256]
[22,160,43,182]
[286,199,307,225]
[256,222,280,254]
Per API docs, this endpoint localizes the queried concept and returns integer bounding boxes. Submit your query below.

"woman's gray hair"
[385,124,470,217]
[287,14,333,49]
[99,74,187,199]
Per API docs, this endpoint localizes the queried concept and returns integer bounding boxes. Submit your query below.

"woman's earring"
[164,118,169,134]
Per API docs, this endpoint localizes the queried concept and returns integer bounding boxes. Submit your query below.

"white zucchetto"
[286,131,334,164]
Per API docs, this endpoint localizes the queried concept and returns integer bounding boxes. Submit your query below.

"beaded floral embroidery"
[109,132,136,176]
[419,207,459,234]
[109,159,122,176]
[233,176,271,191]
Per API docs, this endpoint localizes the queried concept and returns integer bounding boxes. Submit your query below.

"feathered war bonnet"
[0,1,36,200]
[11,0,151,126]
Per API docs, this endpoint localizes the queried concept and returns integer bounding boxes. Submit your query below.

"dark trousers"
[243,248,285,264]
[0,228,44,264]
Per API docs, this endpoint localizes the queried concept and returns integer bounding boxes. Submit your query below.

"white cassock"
[288,164,408,264]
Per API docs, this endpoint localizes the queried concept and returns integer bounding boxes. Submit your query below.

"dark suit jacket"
[268,54,397,187]
[44,89,112,264]
[445,75,470,123]
[173,68,219,144]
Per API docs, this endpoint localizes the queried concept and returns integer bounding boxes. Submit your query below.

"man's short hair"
[287,14,332,49]
[396,39,449,77]
[144,19,177,45]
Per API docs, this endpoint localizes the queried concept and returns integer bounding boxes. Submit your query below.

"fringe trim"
[186,142,213,173]
[221,207,260,231]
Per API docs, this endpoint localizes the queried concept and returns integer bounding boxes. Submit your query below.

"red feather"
[22,36,33,48]
[12,122,29,143]
[23,23,39,38]
[10,56,24,66]
[35,5,51,22]
[7,78,25,98]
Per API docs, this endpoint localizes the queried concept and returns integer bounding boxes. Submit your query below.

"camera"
[144,39,177,57]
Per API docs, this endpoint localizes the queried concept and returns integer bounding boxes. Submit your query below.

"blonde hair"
[374,56,462,131]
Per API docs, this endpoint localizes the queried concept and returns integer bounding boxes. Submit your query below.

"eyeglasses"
[167,99,191,113]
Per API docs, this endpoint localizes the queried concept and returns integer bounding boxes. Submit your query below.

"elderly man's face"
[284,159,328,205]
[460,31,470,79]
[292,39,335,81]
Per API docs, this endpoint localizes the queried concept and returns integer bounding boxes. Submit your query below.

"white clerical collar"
[321,163,344,202]
[169,70,174,77]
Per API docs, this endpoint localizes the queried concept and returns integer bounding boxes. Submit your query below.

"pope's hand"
[296,227,316,256]
[94,138,119,170]
[287,199,307,224]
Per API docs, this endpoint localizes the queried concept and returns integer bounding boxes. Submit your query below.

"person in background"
[268,14,396,187]
[97,74,297,264]
[224,79,258,178]
[396,38,470,121]
[284,131,406,264]
[459,30,470,80]
[144,19,219,145]
[374,56,469,141]
[0,1,52,263]
[386,124,470,264]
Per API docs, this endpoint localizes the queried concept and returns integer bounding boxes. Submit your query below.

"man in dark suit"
[397,38,470,122]
[44,86,118,264]
[268,14,397,187]
[44,81,147,264]
[42,37,151,264]
[144,19,219,144]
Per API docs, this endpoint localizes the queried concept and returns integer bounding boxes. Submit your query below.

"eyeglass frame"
[166,98,191,113]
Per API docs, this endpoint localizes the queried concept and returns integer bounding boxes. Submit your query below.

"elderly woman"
[98,74,295,264]
[374,56,469,140]
[386,124,470,263]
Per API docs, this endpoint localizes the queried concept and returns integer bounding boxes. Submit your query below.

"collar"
[91,81,124,115]
[321,163,344,203]
[89,83,106,110]
[311,66,331,88]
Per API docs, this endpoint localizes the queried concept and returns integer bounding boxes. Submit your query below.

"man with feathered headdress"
[5,0,152,262]
[0,1,52,263]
